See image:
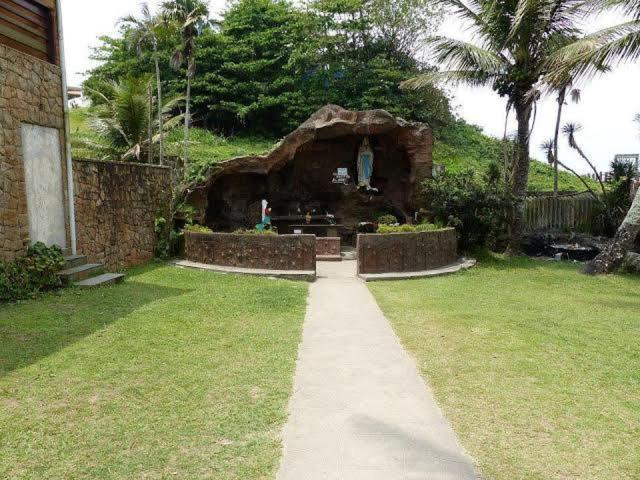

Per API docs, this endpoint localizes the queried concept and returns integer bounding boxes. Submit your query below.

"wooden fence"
[524,194,600,232]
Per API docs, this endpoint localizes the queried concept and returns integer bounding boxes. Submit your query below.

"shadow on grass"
[467,249,578,272]
[0,276,190,378]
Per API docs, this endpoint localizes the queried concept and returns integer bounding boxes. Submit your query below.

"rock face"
[188,105,433,233]
[0,44,68,261]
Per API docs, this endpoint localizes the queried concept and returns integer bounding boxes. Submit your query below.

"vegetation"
[369,253,640,479]
[434,121,597,192]
[84,0,453,141]
[423,165,511,249]
[402,0,593,253]
[376,223,441,233]
[183,223,214,233]
[0,243,66,303]
[0,263,308,479]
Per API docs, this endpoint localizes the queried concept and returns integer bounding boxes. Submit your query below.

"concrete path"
[277,261,477,480]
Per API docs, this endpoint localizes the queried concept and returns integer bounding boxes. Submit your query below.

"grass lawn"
[369,254,640,480]
[0,263,308,479]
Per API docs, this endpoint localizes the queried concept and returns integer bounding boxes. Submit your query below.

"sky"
[59,0,640,174]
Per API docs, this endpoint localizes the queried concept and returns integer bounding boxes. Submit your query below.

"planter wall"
[357,228,457,274]
[185,232,316,271]
[316,237,341,257]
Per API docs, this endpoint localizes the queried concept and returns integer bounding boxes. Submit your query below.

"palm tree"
[161,0,210,169]
[120,3,167,166]
[402,0,589,254]
[548,2,640,273]
[550,78,581,195]
[547,0,640,84]
[86,76,152,161]
[562,123,607,196]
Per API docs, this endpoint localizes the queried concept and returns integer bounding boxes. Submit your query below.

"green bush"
[184,224,214,234]
[422,165,512,250]
[233,229,277,235]
[376,223,441,234]
[0,243,66,303]
[377,214,398,225]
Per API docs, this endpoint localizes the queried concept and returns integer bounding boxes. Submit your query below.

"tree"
[550,78,581,195]
[402,0,589,254]
[586,115,640,273]
[86,76,152,161]
[161,0,210,167]
[120,3,169,165]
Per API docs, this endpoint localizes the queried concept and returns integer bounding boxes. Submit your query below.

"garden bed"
[184,231,316,273]
[357,228,458,275]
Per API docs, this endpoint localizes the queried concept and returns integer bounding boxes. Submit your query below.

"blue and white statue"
[357,137,375,191]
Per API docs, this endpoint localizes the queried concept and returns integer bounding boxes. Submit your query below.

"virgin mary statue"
[357,137,374,190]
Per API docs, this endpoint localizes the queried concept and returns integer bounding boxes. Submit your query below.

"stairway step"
[57,263,104,284]
[74,273,125,288]
[64,254,87,269]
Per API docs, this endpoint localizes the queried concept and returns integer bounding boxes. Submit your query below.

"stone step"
[57,263,104,284]
[64,254,87,269]
[74,273,125,288]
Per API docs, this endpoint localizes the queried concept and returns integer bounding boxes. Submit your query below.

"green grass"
[369,254,640,480]
[0,263,308,479]
[434,121,598,192]
[69,107,275,172]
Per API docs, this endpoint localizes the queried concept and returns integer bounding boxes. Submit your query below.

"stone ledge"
[317,255,342,262]
[174,259,316,282]
[358,258,476,282]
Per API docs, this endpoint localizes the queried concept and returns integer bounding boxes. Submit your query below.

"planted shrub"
[233,229,277,235]
[377,214,398,226]
[376,223,441,234]
[184,224,214,234]
[0,243,66,302]
[422,165,512,250]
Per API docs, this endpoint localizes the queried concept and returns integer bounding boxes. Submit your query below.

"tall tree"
[549,0,640,272]
[161,0,210,167]
[120,3,168,165]
[402,0,589,254]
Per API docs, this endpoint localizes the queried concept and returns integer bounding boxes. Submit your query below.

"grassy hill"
[434,121,594,192]
[70,108,591,192]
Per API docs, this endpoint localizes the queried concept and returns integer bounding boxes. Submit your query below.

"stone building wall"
[185,232,317,271]
[357,228,457,274]
[73,159,171,270]
[0,44,67,261]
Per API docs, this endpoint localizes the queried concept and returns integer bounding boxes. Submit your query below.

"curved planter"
[184,232,316,272]
[357,228,458,275]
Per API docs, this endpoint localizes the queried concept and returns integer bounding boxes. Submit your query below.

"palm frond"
[401,70,497,89]
[547,20,640,83]
[428,36,508,72]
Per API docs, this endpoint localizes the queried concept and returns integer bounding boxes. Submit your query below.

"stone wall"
[357,228,457,274]
[73,159,171,270]
[185,232,316,271]
[317,237,341,257]
[0,44,67,261]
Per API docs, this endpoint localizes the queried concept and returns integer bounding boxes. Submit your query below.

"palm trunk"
[586,187,640,273]
[154,52,164,166]
[184,74,191,167]
[553,88,565,197]
[148,82,153,165]
[505,98,533,255]
[573,141,606,196]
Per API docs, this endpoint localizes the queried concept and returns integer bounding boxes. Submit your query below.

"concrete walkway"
[277,261,477,480]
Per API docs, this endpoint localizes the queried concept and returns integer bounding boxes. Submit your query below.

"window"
[0,0,58,64]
